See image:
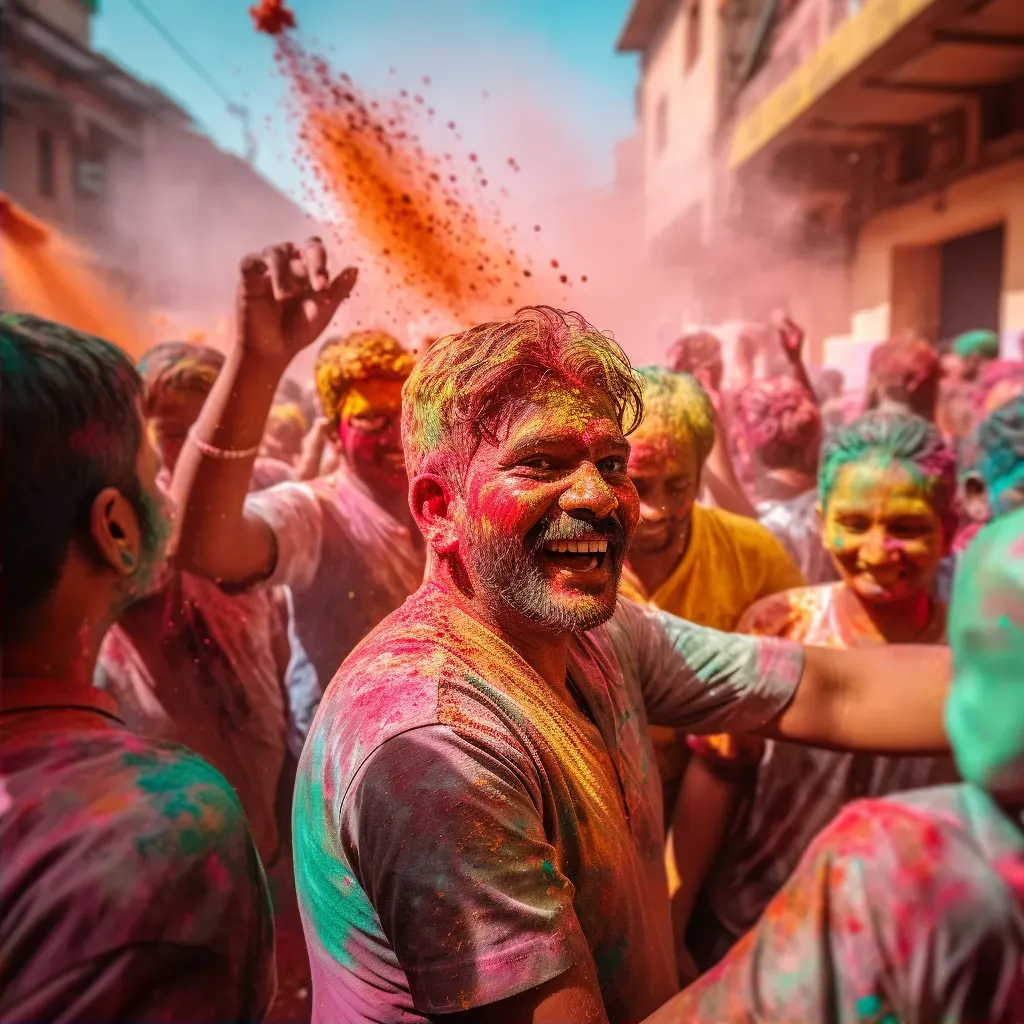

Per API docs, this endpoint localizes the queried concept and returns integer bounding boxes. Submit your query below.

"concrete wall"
[640,0,720,243]
[852,158,1024,341]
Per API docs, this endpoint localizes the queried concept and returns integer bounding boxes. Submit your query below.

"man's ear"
[410,473,459,556]
[89,487,142,576]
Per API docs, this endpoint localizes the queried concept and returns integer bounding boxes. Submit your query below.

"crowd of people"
[2,237,1023,1023]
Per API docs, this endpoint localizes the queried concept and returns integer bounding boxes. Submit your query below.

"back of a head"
[952,328,1000,362]
[867,336,941,419]
[402,305,643,479]
[137,341,225,414]
[972,392,1024,517]
[1,314,143,633]
[315,329,415,430]
[734,377,821,474]
[635,366,716,468]
[945,506,1024,800]
[819,409,957,536]
[667,330,723,377]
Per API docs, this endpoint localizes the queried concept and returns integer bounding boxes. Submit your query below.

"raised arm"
[764,643,950,753]
[171,240,356,584]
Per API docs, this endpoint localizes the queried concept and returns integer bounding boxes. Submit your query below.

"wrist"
[229,342,290,384]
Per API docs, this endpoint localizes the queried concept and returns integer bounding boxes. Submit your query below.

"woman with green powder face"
[655,507,1024,1024]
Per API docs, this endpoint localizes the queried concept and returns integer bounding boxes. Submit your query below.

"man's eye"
[597,456,626,474]
[349,413,390,433]
[666,478,692,495]
[837,515,871,532]
[521,456,554,471]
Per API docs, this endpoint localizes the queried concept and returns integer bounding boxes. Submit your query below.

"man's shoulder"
[1,728,261,947]
[699,504,791,556]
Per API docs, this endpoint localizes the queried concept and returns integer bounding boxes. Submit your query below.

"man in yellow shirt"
[623,367,806,815]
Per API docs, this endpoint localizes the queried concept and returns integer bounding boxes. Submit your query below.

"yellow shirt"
[623,503,806,630]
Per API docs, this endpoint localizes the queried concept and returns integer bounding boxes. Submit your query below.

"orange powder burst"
[254,6,571,325]
[1,194,145,357]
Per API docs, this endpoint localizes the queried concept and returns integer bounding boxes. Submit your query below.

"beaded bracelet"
[188,427,260,461]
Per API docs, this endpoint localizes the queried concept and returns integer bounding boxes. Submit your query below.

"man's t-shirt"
[293,585,804,1023]
[0,680,275,1022]
[246,468,424,744]
[658,785,1024,1024]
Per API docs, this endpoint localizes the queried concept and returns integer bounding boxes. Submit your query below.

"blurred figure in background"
[733,376,837,585]
[953,327,1000,383]
[865,335,941,422]
[262,400,309,468]
[673,410,959,973]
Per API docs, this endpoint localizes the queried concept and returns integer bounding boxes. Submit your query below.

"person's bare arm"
[427,961,608,1024]
[763,644,950,753]
[171,240,356,583]
[697,376,757,520]
[296,416,332,481]
[669,757,741,984]
[773,312,818,403]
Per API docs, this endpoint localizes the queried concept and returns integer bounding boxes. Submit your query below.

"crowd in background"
[2,241,1023,1024]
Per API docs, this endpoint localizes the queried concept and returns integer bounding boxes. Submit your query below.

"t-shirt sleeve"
[244,481,324,594]
[652,796,1024,1024]
[342,724,593,1015]
[617,599,804,733]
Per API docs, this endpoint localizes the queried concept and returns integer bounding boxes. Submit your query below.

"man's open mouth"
[540,538,610,572]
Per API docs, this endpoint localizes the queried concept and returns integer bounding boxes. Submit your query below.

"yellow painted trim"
[729,0,935,169]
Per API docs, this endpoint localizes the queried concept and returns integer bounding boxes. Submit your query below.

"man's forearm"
[170,346,286,580]
[767,644,951,753]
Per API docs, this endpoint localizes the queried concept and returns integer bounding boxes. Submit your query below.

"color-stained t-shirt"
[0,679,276,1023]
[96,571,292,864]
[655,786,1024,1024]
[686,583,958,967]
[623,503,806,790]
[246,467,424,743]
[293,585,804,1024]
[756,490,838,587]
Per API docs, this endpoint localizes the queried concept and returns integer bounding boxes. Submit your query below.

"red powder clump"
[250,0,296,36]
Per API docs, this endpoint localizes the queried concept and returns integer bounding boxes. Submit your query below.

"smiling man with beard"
[260,287,956,1024]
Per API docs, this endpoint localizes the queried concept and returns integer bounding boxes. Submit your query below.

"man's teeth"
[543,539,609,553]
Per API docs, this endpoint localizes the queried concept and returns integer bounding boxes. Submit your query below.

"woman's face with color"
[627,420,700,555]
[147,388,209,473]
[338,377,407,494]
[822,457,945,604]
[456,383,639,633]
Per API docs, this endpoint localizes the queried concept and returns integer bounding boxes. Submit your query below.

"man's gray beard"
[467,523,622,634]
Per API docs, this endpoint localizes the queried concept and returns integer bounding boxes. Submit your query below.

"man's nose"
[859,526,897,566]
[559,462,619,520]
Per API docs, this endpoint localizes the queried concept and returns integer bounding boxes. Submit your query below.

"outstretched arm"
[171,240,356,584]
[764,643,950,753]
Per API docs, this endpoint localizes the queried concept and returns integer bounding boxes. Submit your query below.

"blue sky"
[94,0,640,207]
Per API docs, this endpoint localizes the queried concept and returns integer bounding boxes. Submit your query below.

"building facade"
[620,0,1024,356]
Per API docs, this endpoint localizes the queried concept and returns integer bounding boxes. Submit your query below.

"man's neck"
[427,560,570,692]
[627,515,693,598]
[2,620,100,687]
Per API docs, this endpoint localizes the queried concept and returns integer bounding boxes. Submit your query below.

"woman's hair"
[315,330,415,429]
[819,409,958,536]
[402,306,643,478]
[733,377,820,474]
[666,330,722,376]
[635,366,716,469]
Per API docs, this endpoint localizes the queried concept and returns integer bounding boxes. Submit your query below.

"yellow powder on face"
[340,378,405,422]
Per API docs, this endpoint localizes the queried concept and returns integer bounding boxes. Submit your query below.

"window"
[685,0,701,73]
[37,129,54,198]
[655,94,669,155]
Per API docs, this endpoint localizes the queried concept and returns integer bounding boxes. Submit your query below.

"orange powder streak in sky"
[1,195,145,357]
[255,3,559,325]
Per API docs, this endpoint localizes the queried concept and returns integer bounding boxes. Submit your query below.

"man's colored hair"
[402,306,643,478]
[635,366,716,468]
[819,409,957,537]
[952,328,999,360]
[734,377,820,473]
[971,393,1024,497]
[1,313,144,620]
[137,341,224,415]
[867,336,940,418]
[666,330,722,375]
[315,330,415,429]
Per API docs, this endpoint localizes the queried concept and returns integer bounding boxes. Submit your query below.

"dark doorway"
[939,224,1004,344]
